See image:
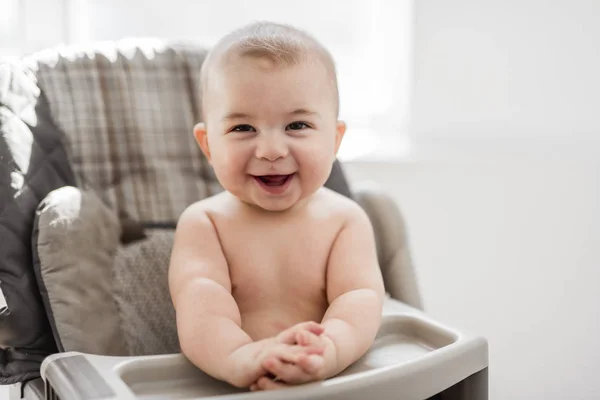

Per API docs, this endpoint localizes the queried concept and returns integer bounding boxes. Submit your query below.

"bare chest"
[211,215,338,337]
[220,221,332,301]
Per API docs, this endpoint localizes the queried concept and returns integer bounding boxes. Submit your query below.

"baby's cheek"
[304,152,335,183]
[211,158,244,193]
[219,149,246,175]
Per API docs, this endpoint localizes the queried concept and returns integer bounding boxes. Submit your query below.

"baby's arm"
[168,205,263,388]
[320,206,386,377]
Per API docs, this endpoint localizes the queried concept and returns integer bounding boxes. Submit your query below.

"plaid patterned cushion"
[22,39,222,224]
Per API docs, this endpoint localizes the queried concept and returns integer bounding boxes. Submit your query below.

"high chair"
[0,39,488,400]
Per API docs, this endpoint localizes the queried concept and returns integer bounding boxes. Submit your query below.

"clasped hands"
[230,321,336,391]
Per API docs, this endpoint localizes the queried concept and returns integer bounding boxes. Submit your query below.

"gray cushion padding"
[32,186,179,358]
[114,229,179,356]
[0,61,76,384]
[325,160,353,199]
[32,187,127,356]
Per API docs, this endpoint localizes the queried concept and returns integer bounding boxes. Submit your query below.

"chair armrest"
[353,184,423,310]
[41,353,138,400]
[41,352,244,400]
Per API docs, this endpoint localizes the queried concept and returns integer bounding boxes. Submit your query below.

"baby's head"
[194,22,346,212]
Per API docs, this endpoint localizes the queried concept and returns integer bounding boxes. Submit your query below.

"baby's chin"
[243,195,305,213]
[226,190,307,213]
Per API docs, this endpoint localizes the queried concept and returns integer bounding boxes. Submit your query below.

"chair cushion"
[33,186,180,357]
[325,159,353,199]
[114,229,179,356]
[24,40,221,226]
[32,186,127,356]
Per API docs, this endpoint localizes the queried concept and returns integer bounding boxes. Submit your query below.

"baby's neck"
[229,191,313,217]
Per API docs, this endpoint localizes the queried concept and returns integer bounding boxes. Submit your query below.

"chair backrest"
[24,39,219,225]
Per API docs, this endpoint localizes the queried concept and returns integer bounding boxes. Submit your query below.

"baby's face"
[196,56,345,212]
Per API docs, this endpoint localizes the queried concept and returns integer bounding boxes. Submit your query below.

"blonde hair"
[200,21,339,118]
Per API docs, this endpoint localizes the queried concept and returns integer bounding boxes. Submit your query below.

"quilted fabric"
[0,60,76,384]
[113,229,179,356]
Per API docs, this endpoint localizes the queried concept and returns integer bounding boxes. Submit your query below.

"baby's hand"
[250,322,330,391]
[276,321,325,348]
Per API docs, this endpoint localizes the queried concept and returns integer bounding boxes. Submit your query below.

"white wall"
[344,1,600,399]
[346,159,600,400]
[0,0,68,56]
[410,0,600,142]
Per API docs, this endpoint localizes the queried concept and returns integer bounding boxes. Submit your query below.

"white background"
[348,1,600,399]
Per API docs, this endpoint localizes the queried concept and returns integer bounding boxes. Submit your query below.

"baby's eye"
[231,124,256,132]
[286,122,310,131]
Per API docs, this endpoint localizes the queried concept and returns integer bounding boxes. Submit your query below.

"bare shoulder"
[177,191,232,223]
[321,188,384,301]
[313,187,370,226]
[169,192,233,300]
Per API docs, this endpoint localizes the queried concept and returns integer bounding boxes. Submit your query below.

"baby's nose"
[255,133,289,161]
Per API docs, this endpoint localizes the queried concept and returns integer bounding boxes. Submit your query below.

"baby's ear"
[193,123,212,163]
[334,121,347,156]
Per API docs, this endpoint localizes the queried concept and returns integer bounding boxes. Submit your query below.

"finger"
[297,354,325,375]
[257,376,288,391]
[277,322,324,344]
[276,329,297,345]
[303,344,325,356]
[273,344,323,364]
[262,357,312,384]
[250,383,259,391]
[301,321,325,335]
[296,330,310,346]
[296,330,326,352]
[269,340,324,363]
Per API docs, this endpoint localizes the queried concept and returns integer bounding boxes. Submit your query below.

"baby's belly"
[236,295,329,341]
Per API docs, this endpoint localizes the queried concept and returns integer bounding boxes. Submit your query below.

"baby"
[168,22,385,391]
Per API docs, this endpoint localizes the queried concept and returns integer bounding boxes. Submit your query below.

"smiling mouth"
[254,174,294,186]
